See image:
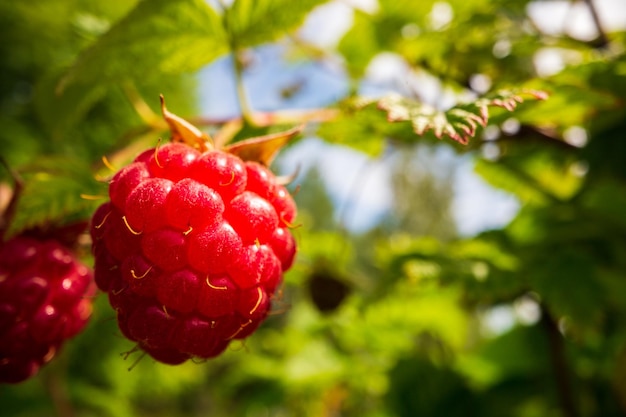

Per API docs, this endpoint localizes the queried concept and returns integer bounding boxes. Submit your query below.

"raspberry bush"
[0,235,95,383]
[90,102,298,364]
[3,0,580,415]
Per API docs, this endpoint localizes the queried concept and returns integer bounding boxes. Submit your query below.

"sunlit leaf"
[58,0,227,92]
[518,58,624,129]
[6,158,104,237]
[474,159,553,206]
[475,143,582,205]
[337,10,380,77]
[315,105,392,156]
[338,0,443,77]
[354,89,547,145]
[225,0,328,48]
[450,239,519,272]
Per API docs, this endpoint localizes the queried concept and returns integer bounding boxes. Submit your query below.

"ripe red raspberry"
[90,142,297,364]
[0,236,95,384]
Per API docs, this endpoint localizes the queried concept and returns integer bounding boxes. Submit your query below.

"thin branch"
[42,354,75,417]
[582,0,610,48]
[541,307,579,417]
[493,125,578,151]
[187,107,340,129]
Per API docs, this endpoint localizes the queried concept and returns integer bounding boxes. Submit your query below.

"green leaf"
[7,158,105,237]
[315,104,392,156]
[354,89,547,145]
[225,0,327,48]
[582,180,626,230]
[475,143,582,205]
[386,357,479,417]
[478,325,551,379]
[381,235,525,306]
[338,0,509,82]
[474,159,551,206]
[518,57,625,130]
[58,0,228,92]
[34,67,107,142]
[337,10,380,78]
[337,0,440,78]
[529,247,604,326]
[515,82,618,129]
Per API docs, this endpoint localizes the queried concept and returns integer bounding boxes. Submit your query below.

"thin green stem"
[43,353,74,417]
[221,0,255,126]
[121,82,160,127]
[232,50,255,125]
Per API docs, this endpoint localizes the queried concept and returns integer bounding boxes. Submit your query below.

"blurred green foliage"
[1,0,626,416]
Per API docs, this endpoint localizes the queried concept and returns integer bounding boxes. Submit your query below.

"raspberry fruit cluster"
[0,236,94,383]
[91,141,297,364]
